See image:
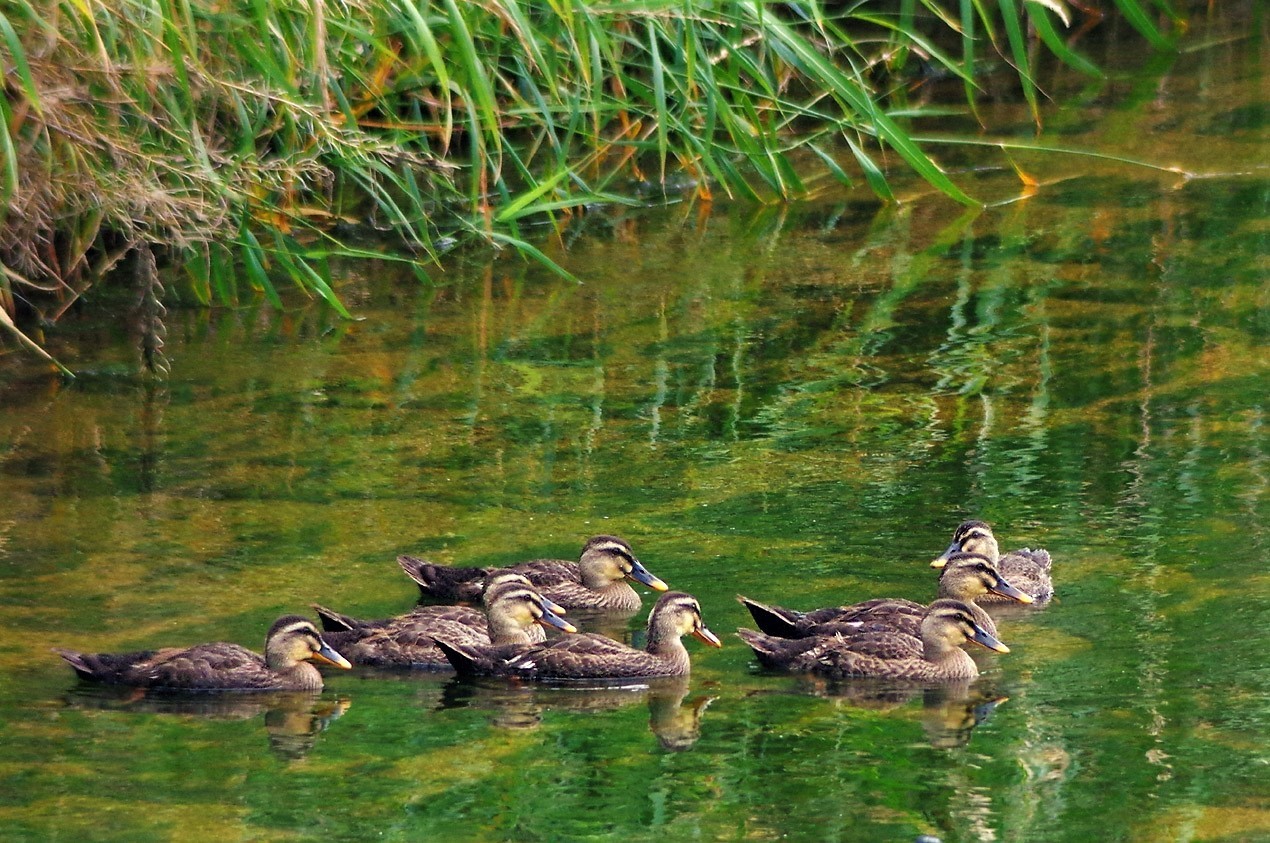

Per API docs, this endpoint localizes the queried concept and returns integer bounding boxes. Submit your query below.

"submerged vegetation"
[0,0,1183,362]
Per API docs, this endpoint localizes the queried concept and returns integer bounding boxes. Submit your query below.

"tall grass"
[0,0,1178,367]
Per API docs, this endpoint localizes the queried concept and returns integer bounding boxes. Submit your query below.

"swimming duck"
[737,599,1008,682]
[933,520,1053,604]
[738,552,1031,641]
[439,591,722,680]
[55,616,352,692]
[319,576,576,669]
[399,535,669,612]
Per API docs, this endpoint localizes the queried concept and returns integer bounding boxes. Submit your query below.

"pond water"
[1,16,1266,843]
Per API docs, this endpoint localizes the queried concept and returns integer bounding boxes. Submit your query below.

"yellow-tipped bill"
[968,625,1010,654]
[693,625,723,648]
[931,537,964,568]
[537,605,578,634]
[991,577,1035,605]
[312,640,353,669]
[627,560,669,592]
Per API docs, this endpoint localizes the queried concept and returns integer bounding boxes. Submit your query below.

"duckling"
[55,616,351,692]
[320,577,576,669]
[439,591,722,680]
[737,599,1008,682]
[398,535,669,612]
[933,520,1053,604]
[738,552,1032,641]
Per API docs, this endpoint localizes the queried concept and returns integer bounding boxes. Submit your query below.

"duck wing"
[812,641,979,682]
[739,627,926,673]
[326,617,491,669]
[315,603,484,633]
[509,559,582,588]
[501,634,665,680]
[136,643,279,690]
[987,549,1053,604]
[739,595,926,639]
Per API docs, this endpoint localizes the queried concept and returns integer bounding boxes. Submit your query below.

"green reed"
[0,0,1176,360]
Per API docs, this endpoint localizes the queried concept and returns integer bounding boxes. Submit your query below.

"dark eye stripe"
[595,541,633,560]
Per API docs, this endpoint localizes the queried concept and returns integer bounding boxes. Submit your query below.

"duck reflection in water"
[438,675,716,750]
[780,676,1009,749]
[60,687,351,760]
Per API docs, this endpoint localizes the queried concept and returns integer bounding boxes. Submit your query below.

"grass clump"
[0,0,1179,365]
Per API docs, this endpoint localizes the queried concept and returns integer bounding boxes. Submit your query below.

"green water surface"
[1,17,1267,843]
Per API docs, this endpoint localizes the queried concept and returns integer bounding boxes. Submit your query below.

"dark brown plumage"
[316,601,484,633]
[314,572,561,637]
[738,552,1032,641]
[319,577,575,669]
[933,520,1053,604]
[54,616,351,692]
[439,591,721,680]
[737,599,1009,682]
[397,535,669,612]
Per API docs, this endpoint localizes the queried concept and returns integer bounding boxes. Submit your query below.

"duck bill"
[626,560,669,592]
[537,606,578,634]
[990,577,1035,605]
[311,641,353,669]
[969,627,1010,654]
[931,540,960,568]
[692,625,723,648]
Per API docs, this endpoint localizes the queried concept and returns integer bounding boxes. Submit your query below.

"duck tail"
[735,629,793,670]
[397,556,489,601]
[434,639,485,676]
[53,648,152,683]
[312,604,361,632]
[53,648,94,679]
[736,595,805,638]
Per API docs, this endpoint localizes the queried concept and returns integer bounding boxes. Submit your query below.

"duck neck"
[591,579,640,611]
[921,638,976,675]
[922,636,962,665]
[487,612,534,646]
[645,627,691,673]
[280,660,325,691]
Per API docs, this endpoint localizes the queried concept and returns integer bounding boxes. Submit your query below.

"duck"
[398,535,669,612]
[738,552,1032,641]
[55,616,352,692]
[737,599,1008,682]
[318,576,576,669]
[933,520,1053,604]
[438,591,722,680]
